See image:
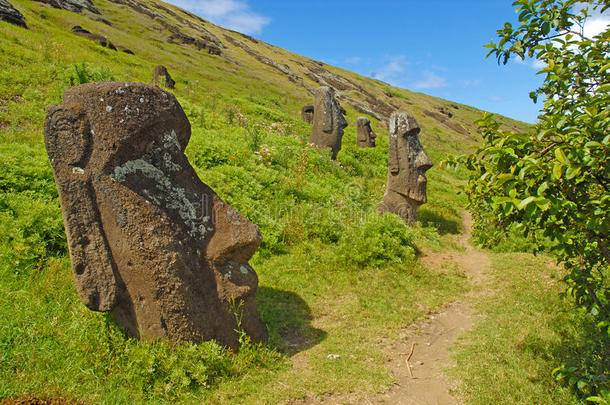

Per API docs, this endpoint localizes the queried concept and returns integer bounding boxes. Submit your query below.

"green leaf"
[555,148,567,164]
[534,197,551,210]
[598,63,610,74]
[565,166,581,180]
[537,182,549,195]
[517,196,536,210]
[542,21,551,35]
[553,163,563,179]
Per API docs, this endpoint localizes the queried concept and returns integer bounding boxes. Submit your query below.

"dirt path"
[373,211,491,404]
[291,212,491,405]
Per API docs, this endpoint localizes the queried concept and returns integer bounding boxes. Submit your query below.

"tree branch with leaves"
[444,0,609,401]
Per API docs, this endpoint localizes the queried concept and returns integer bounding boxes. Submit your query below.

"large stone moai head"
[44,82,267,348]
[356,117,376,148]
[310,86,348,160]
[301,104,314,124]
[378,112,433,224]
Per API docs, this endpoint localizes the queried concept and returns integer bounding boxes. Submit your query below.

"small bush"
[64,62,115,86]
[333,214,417,269]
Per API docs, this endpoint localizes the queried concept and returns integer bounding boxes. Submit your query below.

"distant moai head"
[301,104,314,124]
[153,65,175,89]
[310,86,348,159]
[378,112,433,224]
[44,82,267,348]
[356,117,376,148]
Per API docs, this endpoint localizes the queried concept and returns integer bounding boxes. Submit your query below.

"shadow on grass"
[518,312,609,395]
[258,286,326,356]
[419,207,460,235]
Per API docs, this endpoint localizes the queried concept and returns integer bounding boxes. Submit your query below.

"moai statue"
[44,82,267,348]
[310,86,348,160]
[378,112,433,225]
[301,104,314,124]
[356,117,376,148]
[153,65,175,89]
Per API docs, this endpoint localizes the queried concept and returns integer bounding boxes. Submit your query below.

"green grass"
[450,253,605,404]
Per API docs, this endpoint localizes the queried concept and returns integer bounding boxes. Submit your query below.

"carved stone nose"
[206,199,262,263]
[415,150,433,171]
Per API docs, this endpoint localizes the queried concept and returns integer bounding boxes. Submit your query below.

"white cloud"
[413,70,447,90]
[575,2,610,38]
[344,56,362,64]
[531,59,547,69]
[167,0,270,35]
[461,79,482,87]
[488,95,507,102]
[371,55,407,82]
[513,55,547,69]
[583,16,609,38]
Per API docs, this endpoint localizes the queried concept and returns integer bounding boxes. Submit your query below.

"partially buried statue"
[356,116,376,148]
[153,65,175,89]
[378,112,433,225]
[44,82,267,348]
[310,86,348,160]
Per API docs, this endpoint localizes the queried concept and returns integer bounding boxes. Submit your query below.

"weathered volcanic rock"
[34,0,100,14]
[44,82,267,348]
[378,112,433,224]
[116,45,134,55]
[310,86,348,160]
[0,0,26,28]
[71,26,116,50]
[153,65,175,89]
[208,45,221,55]
[301,104,314,124]
[356,116,376,148]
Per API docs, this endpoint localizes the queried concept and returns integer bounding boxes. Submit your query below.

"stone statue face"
[44,82,266,348]
[356,117,376,148]
[310,86,348,159]
[387,112,433,204]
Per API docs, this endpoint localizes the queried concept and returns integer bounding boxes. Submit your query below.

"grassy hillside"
[0,0,590,404]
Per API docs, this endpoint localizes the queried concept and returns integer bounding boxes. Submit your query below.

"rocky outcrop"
[378,112,433,225]
[0,0,26,28]
[71,25,116,50]
[34,0,100,14]
[167,32,208,51]
[150,1,224,49]
[116,45,134,55]
[224,34,315,93]
[310,87,348,160]
[44,82,267,348]
[424,108,472,138]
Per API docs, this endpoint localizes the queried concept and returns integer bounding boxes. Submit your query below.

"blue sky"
[166,1,609,124]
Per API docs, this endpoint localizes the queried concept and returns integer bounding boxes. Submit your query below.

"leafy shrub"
[64,62,115,86]
[333,214,417,269]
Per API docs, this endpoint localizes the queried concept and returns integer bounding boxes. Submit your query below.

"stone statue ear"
[45,106,120,312]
